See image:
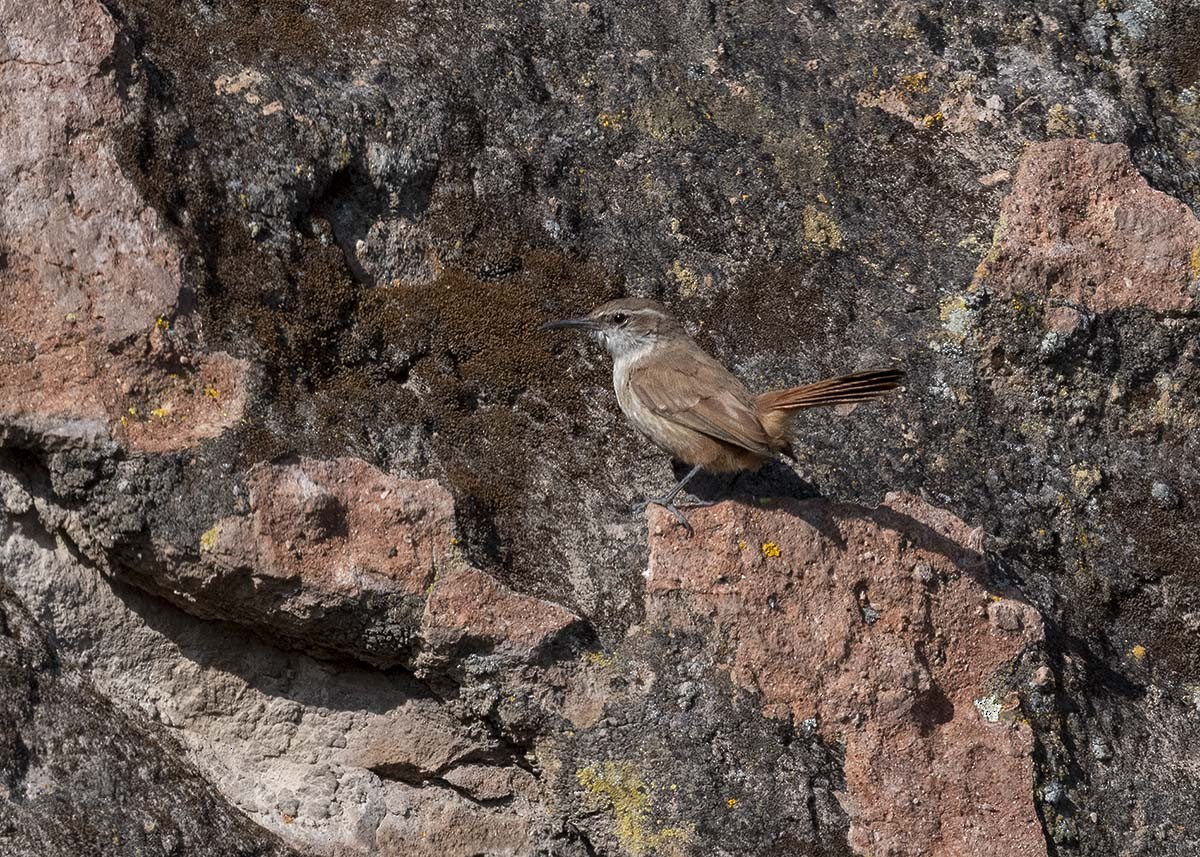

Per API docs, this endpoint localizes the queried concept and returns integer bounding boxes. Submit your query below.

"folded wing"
[628,345,773,455]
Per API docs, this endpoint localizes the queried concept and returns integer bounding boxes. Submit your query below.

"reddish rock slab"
[205,458,457,597]
[976,140,1199,323]
[422,563,581,657]
[0,0,245,451]
[645,493,1046,857]
[199,457,578,666]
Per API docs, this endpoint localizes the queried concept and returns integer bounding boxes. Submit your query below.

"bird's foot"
[631,497,701,537]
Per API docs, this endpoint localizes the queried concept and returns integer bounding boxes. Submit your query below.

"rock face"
[3,0,1200,855]
[0,582,297,857]
[977,139,1200,318]
[191,456,580,666]
[647,496,1045,857]
[0,0,249,454]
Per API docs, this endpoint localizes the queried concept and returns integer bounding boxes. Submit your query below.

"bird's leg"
[633,464,706,535]
[660,463,703,504]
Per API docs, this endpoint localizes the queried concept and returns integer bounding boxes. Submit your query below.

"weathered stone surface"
[0,580,298,857]
[0,0,178,344]
[0,525,554,856]
[553,627,854,857]
[977,140,1200,321]
[4,0,1200,854]
[646,495,1045,857]
[191,456,580,665]
[0,0,247,452]
[420,562,581,660]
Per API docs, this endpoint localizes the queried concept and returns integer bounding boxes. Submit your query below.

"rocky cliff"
[2,0,1198,854]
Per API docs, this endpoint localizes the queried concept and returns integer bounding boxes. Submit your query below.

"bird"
[541,297,904,534]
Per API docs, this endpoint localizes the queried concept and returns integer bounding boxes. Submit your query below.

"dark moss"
[695,261,855,374]
[107,0,404,68]
[1158,0,1200,88]
[196,217,620,588]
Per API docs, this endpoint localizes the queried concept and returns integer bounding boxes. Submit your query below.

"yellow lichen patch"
[955,233,990,257]
[761,542,781,558]
[1070,464,1102,496]
[737,540,748,551]
[938,294,975,342]
[576,762,693,856]
[204,387,221,400]
[801,205,843,250]
[1046,103,1077,136]
[149,407,170,419]
[725,797,739,809]
[922,111,945,129]
[597,110,625,130]
[199,525,220,552]
[669,260,703,296]
[1190,245,1200,281]
[155,316,170,330]
[971,211,1009,286]
[585,650,614,669]
[1131,644,1147,660]
[901,70,929,93]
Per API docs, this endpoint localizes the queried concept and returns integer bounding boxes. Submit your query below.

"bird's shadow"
[678,458,820,505]
[672,459,848,546]
[670,459,995,584]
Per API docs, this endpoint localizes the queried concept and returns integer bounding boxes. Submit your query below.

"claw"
[633,497,695,537]
[632,464,708,537]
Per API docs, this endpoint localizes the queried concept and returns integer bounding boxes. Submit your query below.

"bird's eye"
[611,312,628,324]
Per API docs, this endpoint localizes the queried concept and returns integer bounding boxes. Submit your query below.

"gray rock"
[1151,481,1179,509]
[0,582,298,857]
[4,0,1200,854]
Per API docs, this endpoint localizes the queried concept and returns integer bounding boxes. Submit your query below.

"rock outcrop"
[976,139,1200,318]
[3,0,1200,854]
[0,0,248,453]
[186,456,580,666]
[646,495,1046,857]
[0,581,298,857]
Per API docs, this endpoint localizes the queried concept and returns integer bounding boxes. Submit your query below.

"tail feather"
[756,368,905,415]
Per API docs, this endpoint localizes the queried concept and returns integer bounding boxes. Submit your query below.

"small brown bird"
[542,297,904,533]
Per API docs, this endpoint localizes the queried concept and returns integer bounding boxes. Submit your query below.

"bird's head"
[540,298,685,361]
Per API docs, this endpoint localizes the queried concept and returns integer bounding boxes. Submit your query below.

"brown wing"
[628,343,772,455]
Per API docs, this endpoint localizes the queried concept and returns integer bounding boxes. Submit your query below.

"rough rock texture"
[0,525,565,856]
[191,456,580,666]
[3,0,1200,854]
[978,139,1200,319]
[0,0,249,454]
[0,582,298,857]
[646,496,1046,857]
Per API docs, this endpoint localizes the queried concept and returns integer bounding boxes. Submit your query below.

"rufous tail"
[756,368,905,441]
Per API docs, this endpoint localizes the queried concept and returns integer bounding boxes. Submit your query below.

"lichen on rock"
[3,0,1200,854]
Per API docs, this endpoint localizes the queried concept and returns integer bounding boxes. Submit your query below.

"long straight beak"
[539,317,597,332]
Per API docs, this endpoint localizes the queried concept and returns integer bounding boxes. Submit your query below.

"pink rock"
[200,457,577,665]
[209,458,457,596]
[645,493,1046,857]
[0,0,246,451]
[977,140,1199,322]
[423,564,579,657]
